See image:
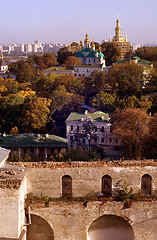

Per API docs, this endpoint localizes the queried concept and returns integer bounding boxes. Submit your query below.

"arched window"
[62,175,72,197]
[102,175,112,196]
[141,174,152,195]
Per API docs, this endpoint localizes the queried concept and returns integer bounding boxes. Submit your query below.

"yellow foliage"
[11,126,19,135]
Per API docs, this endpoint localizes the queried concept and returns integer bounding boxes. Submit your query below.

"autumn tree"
[57,47,75,65]
[63,56,81,67]
[22,96,51,132]
[112,108,149,159]
[143,113,157,158]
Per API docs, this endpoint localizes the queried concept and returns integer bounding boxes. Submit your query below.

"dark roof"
[74,64,103,68]
[0,134,68,148]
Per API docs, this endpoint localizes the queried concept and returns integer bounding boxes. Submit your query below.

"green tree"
[0,94,24,132]
[84,71,107,99]
[91,91,116,113]
[108,62,144,98]
[101,42,121,66]
[112,108,149,159]
[16,61,37,83]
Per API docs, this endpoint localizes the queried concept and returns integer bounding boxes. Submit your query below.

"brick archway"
[88,214,134,240]
[27,214,54,240]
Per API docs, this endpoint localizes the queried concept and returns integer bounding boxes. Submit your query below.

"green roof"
[66,111,109,122]
[87,52,97,58]
[98,52,104,57]
[76,52,85,58]
[0,134,68,148]
[81,48,91,52]
[115,56,151,65]
[44,66,74,72]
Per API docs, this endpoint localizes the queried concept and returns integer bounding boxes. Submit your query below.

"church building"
[112,18,132,59]
[76,34,106,66]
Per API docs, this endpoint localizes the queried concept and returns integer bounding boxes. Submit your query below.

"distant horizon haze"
[1,0,157,45]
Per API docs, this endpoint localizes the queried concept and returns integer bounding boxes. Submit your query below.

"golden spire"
[109,34,111,42]
[84,33,90,44]
[113,17,124,43]
[98,44,102,52]
[1,53,3,60]
[80,39,83,50]
[125,32,128,42]
[91,38,95,51]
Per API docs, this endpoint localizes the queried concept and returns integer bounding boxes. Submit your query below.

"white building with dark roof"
[0,54,8,74]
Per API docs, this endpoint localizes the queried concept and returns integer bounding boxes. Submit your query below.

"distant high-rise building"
[25,44,32,54]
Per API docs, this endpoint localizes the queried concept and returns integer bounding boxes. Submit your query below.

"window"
[109,138,112,143]
[102,175,112,196]
[95,137,97,142]
[83,138,85,144]
[77,126,79,132]
[70,125,73,131]
[141,174,152,195]
[95,126,97,132]
[24,148,27,154]
[70,136,73,142]
[101,138,104,143]
[115,138,118,144]
[87,69,88,72]
[101,126,105,132]
[62,175,72,197]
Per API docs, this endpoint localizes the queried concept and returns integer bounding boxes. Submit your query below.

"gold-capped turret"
[80,40,83,50]
[113,18,124,43]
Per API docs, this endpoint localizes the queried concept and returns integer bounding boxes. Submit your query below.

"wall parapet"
[8,159,157,169]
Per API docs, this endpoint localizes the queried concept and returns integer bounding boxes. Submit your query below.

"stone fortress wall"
[1,160,157,240]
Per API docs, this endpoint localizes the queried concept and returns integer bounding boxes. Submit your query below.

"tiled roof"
[0,134,68,148]
[66,111,109,122]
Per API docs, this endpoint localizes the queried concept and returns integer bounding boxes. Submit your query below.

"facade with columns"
[0,134,68,158]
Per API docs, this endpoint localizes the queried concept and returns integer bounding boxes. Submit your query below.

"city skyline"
[1,0,157,45]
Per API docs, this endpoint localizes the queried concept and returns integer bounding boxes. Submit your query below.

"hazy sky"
[1,0,157,44]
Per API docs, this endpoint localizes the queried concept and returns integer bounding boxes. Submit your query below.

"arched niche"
[88,214,134,240]
[27,214,54,240]
[101,175,112,196]
[141,174,152,195]
[62,175,72,197]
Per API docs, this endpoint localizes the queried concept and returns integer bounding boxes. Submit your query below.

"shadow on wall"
[27,214,54,240]
[88,214,134,240]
